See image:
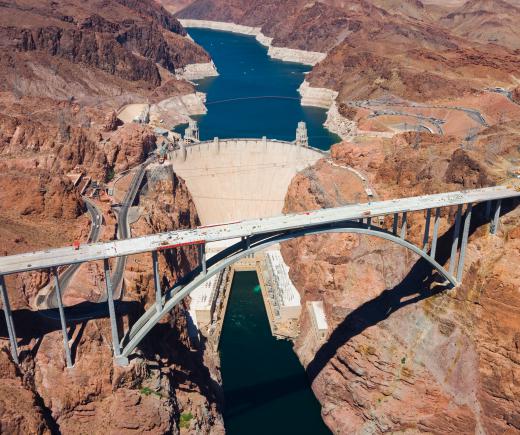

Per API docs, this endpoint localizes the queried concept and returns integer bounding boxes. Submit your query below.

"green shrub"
[179,412,193,429]
[107,168,115,181]
[140,387,153,396]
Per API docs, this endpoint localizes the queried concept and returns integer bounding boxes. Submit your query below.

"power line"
[206,95,300,105]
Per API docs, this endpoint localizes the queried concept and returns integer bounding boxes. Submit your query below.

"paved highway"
[2,186,518,276]
[36,197,103,309]
[104,160,149,301]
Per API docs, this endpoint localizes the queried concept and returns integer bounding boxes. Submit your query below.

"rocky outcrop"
[513,87,520,105]
[298,80,337,109]
[282,125,520,433]
[0,2,225,432]
[0,104,156,180]
[0,0,210,104]
[177,61,219,80]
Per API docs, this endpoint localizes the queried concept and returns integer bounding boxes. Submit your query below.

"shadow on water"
[219,271,330,434]
[224,373,311,420]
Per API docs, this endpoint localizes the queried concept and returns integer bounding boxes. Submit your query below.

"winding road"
[36,160,150,311]
[36,197,103,309]
[103,160,150,302]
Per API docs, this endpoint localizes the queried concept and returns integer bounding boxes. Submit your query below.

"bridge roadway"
[0,186,518,276]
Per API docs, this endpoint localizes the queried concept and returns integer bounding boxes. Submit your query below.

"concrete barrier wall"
[169,139,324,224]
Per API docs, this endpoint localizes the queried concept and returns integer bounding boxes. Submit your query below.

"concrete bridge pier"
[0,275,18,364]
[53,268,73,368]
[431,207,441,260]
[199,244,207,276]
[392,213,399,235]
[491,199,502,234]
[152,251,162,313]
[104,259,122,362]
[422,208,432,251]
[449,205,463,276]
[457,203,473,282]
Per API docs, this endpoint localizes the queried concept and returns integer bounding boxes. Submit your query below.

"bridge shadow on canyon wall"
[0,300,140,364]
[306,199,518,382]
[0,200,517,406]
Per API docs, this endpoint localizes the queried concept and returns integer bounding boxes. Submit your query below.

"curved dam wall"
[168,139,325,224]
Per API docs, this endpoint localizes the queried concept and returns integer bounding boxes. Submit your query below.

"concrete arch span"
[121,222,456,359]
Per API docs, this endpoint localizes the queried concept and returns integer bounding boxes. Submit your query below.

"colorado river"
[185,28,333,433]
[184,28,340,150]
[220,272,330,434]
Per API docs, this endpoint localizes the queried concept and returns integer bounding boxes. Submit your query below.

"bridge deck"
[0,186,518,275]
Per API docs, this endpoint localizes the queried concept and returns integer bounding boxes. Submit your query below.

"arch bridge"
[0,186,518,367]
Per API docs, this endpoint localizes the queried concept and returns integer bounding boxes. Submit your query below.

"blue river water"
[184,28,333,434]
[183,28,340,150]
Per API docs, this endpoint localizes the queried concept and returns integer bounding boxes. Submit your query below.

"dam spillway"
[168,138,325,224]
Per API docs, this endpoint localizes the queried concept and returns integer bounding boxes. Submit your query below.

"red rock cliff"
[282,125,520,433]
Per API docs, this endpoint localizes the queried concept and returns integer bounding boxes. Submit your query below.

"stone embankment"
[179,19,326,66]
[299,80,357,140]
[177,60,219,81]
[118,92,208,127]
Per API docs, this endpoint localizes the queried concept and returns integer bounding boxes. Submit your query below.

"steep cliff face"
[0,1,224,432]
[282,125,520,433]
[0,164,223,434]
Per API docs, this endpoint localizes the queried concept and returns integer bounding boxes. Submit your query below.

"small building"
[308,301,328,343]
[188,257,224,331]
[295,121,309,147]
[265,251,301,322]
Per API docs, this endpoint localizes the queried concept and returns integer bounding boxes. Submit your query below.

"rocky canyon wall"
[282,126,520,433]
[0,1,225,433]
[0,162,224,434]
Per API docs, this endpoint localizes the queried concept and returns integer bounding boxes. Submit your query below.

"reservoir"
[184,28,333,433]
[185,28,340,150]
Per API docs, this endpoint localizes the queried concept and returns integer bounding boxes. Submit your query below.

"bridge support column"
[422,208,431,251]
[457,203,473,283]
[199,244,206,275]
[152,251,162,312]
[53,268,73,368]
[400,212,407,239]
[104,259,122,360]
[490,199,501,235]
[367,217,372,229]
[431,207,441,260]
[0,275,18,364]
[449,205,463,276]
[392,213,398,235]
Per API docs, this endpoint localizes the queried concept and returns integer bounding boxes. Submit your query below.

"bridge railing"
[0,187,518,367]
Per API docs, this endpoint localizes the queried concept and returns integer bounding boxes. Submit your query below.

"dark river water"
[185,28,333,434]
[184,27,340,150]
[219,272,330,435]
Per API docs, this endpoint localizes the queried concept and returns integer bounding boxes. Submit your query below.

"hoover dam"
[167,137,325,224]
